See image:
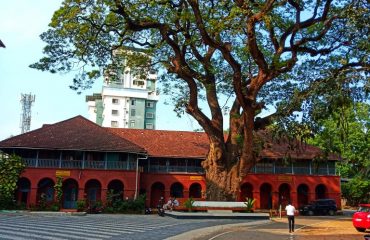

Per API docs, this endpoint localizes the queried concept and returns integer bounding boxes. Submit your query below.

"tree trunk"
[202,107,256,201]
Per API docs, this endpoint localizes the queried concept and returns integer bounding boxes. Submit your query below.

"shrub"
[77,199,87,212]
[244,198,256,212]
[184,197,195,212]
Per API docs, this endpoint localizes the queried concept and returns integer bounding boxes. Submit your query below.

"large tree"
[31,0,369,200]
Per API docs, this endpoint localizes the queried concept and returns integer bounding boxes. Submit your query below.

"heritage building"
[0,116,341,210]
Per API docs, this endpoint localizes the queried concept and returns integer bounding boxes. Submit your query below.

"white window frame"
[146,112,154,118]
[112,98,119,104]
[112,109,119,116]
[146,123,154,129]
[146,101,154,108]
[111,121,118,127]
[130,120,135,127]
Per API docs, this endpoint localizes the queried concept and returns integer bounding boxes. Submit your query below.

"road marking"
[207,221,274,240]
[207,231,235,240]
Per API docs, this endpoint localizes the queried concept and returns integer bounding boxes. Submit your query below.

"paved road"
[182,215,367,240]
[0,213,249,240]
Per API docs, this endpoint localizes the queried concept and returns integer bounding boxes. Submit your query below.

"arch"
[189,183,202,198]
[315,184,327,199]
[260,183,272,209]
[297,184,309,207]
[37,178,55,203]
[85,179,102,204]
[240,182,253,201]
[15,177,31,206]
[63,178,79,209]
[107,179,124,202]
[150,182,165,207]
[279,183,291,207]
[170,182,184,198]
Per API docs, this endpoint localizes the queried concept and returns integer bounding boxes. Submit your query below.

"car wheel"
[328,210,335,216]
[355,227,365,232]
[308,210,314,216]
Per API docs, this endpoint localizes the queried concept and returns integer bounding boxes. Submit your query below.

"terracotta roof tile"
[108,128,337,160]
[108,128,209,158]
[0,116,145,153]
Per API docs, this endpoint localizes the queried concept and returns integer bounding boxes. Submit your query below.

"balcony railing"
[23,158,134,170]
[252,165,336,175]
[146,165,205,173]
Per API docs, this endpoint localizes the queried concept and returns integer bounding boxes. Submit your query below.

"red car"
[353,204,370,232]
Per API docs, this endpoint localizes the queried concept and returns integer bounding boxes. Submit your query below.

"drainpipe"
[135,153,148,200]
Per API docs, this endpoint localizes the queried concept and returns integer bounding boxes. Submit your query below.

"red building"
[0,116,341,210]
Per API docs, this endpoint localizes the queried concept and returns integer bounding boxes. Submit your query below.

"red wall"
[239,173,341,209]
[18,168,341,210]
[19,168,138,206]
[140,173,206,207]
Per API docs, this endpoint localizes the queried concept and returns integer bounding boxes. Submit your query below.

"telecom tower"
[20,93,35,134]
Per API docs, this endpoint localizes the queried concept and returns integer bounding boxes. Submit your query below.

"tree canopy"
[0,153,25,209]
[31,0,369,200]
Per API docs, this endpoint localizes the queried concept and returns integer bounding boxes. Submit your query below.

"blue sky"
[0,1,205,140]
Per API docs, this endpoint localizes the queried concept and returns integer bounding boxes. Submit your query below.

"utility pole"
[20,93,35,134]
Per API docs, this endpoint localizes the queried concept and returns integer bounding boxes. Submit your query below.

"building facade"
[86,50,159,129]
[0,116,341,210]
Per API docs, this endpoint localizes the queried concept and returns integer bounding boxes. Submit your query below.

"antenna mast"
[20,93,35,134]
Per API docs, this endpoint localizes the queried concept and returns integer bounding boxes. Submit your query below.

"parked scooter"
[157,197,165,217]
[157,204,165,217]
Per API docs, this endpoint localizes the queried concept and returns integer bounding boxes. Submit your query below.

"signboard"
[190,176,203,181]
[277,176,292,182]
[56,170,70,177]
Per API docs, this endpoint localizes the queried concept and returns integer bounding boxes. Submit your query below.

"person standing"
[285,201,296,233]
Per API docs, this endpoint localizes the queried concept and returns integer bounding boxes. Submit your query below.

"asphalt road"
[177,215,368,240]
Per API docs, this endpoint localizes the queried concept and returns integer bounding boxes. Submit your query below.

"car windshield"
[358,206,370,212]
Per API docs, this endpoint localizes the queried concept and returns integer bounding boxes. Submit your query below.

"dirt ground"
[276,217,368,240]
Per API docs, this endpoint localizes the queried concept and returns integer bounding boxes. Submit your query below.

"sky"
[0,0,206,141]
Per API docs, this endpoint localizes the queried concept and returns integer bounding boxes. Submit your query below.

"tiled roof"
[109,128,338,160]
[0,115,337,160]
[0,116,145,153]
[108,128,209,158]
[258,135,338,160]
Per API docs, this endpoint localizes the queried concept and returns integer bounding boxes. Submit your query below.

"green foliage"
[77,199,87,212]
[309,103,370,178]
[31,0,369,198]
[103,194,145,214]
[308,103,370,206]
[184,197,195,212]
[342,177,370,206]
[244,197,256,213]
[54,176,63,207]
[0,153,26,209]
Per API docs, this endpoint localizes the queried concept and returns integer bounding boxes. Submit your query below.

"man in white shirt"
[285,201,296,233]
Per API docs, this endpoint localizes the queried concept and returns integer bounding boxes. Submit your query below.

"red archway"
[240,182,253,201]
[15,177,31,206]
[37,178,55,203]
[279,183,291,208]
[189,183,202,198]
[297,184,309,207]
[85,179,102,204]
[150,182,165,207]
[260,183,272,209]
[63,178,79,209]
[315,184,327,199]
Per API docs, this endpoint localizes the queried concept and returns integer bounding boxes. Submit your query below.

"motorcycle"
[157,204,165,217]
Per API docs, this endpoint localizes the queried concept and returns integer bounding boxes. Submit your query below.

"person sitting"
[172,197,179,209]
[163,198,173,210]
